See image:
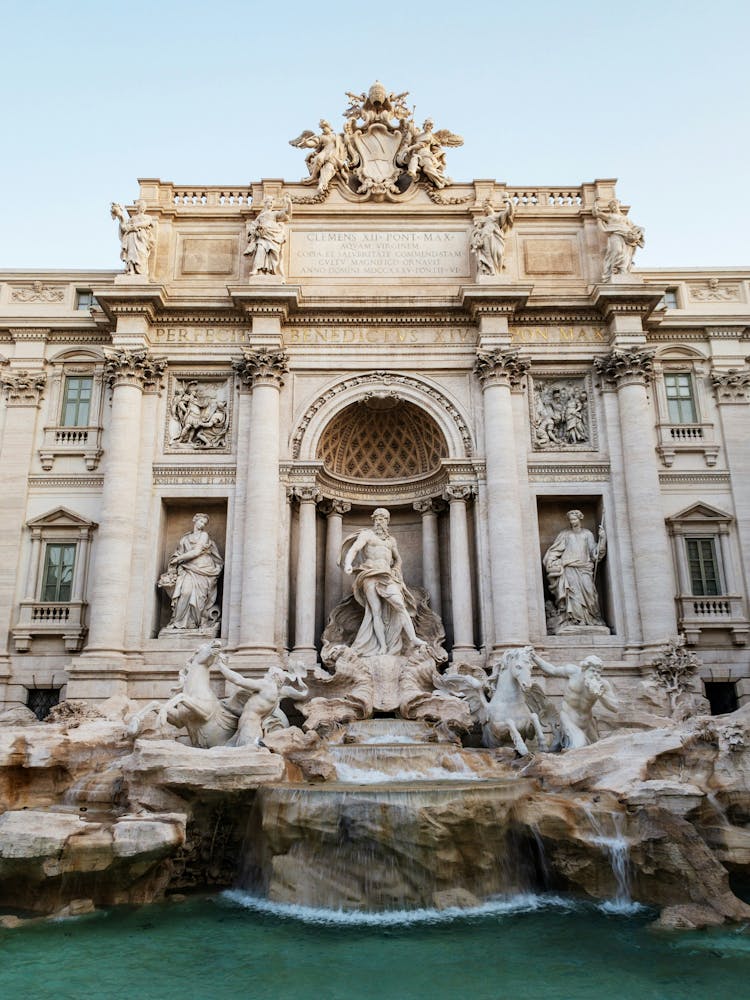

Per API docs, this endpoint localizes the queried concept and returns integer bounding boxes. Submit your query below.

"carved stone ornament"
[689,279,741,302]
[110,199,157,276]
[592,199,645,281]
[473,350,530,388]
[532,378,591,450]
[103,349,167,390]
[232,349,289,388]
[470,198,515,276]
[593,349,654,387]
[168,378,230,450]
[711,366,750,403]
[0,368,47,404]
[319,498,351,516]
[290,81,463,202]
[287,485,322,504]
[443,484,476,503]
[158,513,223,636]
[10,282,64,303]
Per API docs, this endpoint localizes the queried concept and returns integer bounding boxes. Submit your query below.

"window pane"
[664,373,697,423]
[41,544,76,601]
[686,537,720,596]
[76,291,95,310]
[61,376,92,427]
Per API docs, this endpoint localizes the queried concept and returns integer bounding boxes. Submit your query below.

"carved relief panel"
[165,374,232,453]
[529,374,595,452]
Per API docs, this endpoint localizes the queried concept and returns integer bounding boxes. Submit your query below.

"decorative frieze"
[473,349,530,388]
[232,349,289,388]
[103,349,167,390]
[530,376,591,450]
[593,349,654,387]
[10,283,64,303]
[0,369,47,405]
[167,376,231,451]
[689,280,741,302]
[711,367,750,403]
[152,464,236,485]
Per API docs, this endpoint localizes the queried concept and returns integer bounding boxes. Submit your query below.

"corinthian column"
[413,498,444,616]
[85,350,166,655]
[289,484,321,664]
[0,368,47,658]
[443,485,476,654]
[594,349,675,645]
[320,498,350,616]
[233,349,288,658]
[474,350,530,648]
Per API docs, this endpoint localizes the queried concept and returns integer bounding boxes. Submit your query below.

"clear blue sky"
[2,0,749,269]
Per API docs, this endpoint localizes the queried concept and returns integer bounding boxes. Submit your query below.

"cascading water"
[581,805,633,908]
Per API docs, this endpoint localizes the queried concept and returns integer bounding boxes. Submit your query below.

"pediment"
[26,506,98,529]
[667,502,733,525]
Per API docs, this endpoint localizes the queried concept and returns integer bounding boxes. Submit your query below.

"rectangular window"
[41,544,76,602]
[661,288,678,309]
[76,290,97,311]
[60,376,92,427]
[664,373,697,423]
[686,537,721,596]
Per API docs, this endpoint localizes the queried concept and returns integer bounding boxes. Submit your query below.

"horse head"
[491,645,535,693]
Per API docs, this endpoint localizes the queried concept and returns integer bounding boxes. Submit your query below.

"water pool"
[2,893,749,1000]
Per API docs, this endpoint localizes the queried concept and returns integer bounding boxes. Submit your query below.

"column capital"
[0,368,46,405]
[233,348,289,389]
[287,484,321,504]
[413,497,446,515]
[473,349,530,388]
[593,348,654,388]
[711,366,750,404]
[319,498,351,516]
[443,483,476,503]
[104,348,167,391]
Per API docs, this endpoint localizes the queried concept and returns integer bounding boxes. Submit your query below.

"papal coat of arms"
[289,81,463,201]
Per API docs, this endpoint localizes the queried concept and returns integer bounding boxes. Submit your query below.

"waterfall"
[582,806,632,907]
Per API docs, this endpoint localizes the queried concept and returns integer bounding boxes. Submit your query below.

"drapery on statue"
[169,380,228,449]
[592,198,645,281]
[469,197,515,276]
[289,119,349,194]
[530,650,618,749]
[110,199,156,276]
[244,194,292,277]
[341,508,428,657]
[401,117,463,189]
[159,513,223,633]
[543,510,607,632]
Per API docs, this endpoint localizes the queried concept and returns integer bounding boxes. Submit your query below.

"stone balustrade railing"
[677,594,748,647]
[171,188,253,207]
[12,600,87,652]
[506,188,583,208]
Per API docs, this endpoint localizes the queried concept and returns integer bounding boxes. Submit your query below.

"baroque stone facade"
[1,82,749,712]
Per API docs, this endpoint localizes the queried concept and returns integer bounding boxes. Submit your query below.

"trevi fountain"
[2,82,750,997]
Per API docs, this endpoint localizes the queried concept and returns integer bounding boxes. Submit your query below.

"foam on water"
[222,890,586,927]
[334,762,481,784]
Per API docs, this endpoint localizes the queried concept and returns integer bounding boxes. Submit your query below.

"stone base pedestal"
[552,624,611,637]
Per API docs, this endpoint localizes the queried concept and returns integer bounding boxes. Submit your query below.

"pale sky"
[2,0,749,270]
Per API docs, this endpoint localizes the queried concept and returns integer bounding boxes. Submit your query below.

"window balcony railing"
[12,600,87,652]
[676,594,749,647]
[39,425,103,472]
[656,422,719,468]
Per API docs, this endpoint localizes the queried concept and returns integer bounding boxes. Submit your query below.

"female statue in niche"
[543,509,607,633]
[159,513,223,634]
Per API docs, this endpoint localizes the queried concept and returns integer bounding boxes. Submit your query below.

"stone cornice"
[104,348,167,390]
[474,349,530,388]
[92,285,167,325]
[0,368,47,405]
[591,284,664,321]
[8,328,51,342]
[459,285,533,319]
[711,366,750,403]
[228,285,301,320]
[593,348,654,387]
[232,348,289,388]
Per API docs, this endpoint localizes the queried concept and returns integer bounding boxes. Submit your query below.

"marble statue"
[401,117,463,189]
[533,380,589,449]
[159,513,223,634]
[341,508,428,657]
[244,194,292,277]
[155,639,237,748]
[289,119,348,194]
[169,380,228,449]
[470,197,515,276]
[440,647,550,756]
[592,198,645,281]
[543,510,607,633]
[221,660,308,747]
[531,650,618,749]
[110,199,156,276]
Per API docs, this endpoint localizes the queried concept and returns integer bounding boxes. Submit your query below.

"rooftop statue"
[470,196,516,276]
[110,199,156,276]
[244,194,293,277]
[289,81,463,201]
[593,198,645,281]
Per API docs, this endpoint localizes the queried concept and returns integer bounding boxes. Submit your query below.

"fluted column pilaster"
[320,499,351,617]
[413,498,444,616]
[443,485,476,654]
[288,485,321,662]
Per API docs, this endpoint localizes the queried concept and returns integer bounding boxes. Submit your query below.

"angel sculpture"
[289,119,348,194]
[110,199,156,275]
[400,118,463,189]
[438,646,556,756]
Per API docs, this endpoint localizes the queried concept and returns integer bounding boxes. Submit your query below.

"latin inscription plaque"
[289,230,470,278]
